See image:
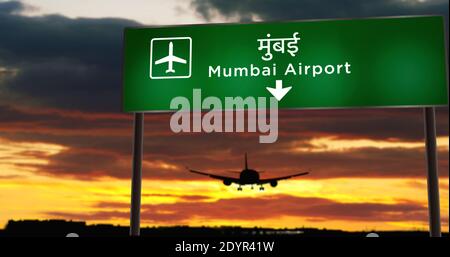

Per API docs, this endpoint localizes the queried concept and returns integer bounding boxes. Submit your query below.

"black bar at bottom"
[423,107,441,237]
[130,113,144,236]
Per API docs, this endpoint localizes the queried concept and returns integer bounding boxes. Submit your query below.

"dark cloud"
[46,194,430,224]
[191,0,449,22]
[0,104,132,133]
[0,1,139,112]
[1,0,447,113]
[0,0,22,14]
[1,105,448,180]
[13,131,449,180]
[1,104,447,143]
[34,148,127,180]
[141,193,212,201]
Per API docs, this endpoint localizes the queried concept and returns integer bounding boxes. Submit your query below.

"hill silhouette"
[0,220,446,237]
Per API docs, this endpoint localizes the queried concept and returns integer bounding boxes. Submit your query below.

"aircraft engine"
[223,179,232,186]
[270,181,278,187]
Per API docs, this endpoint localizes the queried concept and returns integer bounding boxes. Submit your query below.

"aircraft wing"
[155,56,171,65]
[172,56,186,64]
[155,56,186,65]
[188,168,240,183]
[259,172,309,184]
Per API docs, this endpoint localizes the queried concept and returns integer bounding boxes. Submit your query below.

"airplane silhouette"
[155,41,187,73]
[187,153,309,191]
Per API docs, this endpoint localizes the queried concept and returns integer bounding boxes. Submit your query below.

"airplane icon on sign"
[154,42,187,73]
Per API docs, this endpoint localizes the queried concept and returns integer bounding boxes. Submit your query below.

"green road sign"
[122,16,448,112]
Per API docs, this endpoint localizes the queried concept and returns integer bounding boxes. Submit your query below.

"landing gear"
[237,186,243,191]
[259,186,265,191]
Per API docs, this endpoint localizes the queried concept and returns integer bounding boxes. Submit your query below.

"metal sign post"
[423,107,441,237]
[130,113,144,236]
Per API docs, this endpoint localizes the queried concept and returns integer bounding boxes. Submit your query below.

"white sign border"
[149,36,192,80]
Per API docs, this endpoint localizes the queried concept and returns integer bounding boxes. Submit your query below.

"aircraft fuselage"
[239,169,260,184]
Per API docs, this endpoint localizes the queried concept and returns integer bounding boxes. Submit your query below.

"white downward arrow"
[266,80,292,101]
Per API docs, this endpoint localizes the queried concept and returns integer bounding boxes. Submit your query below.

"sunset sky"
[0,0,448,232]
